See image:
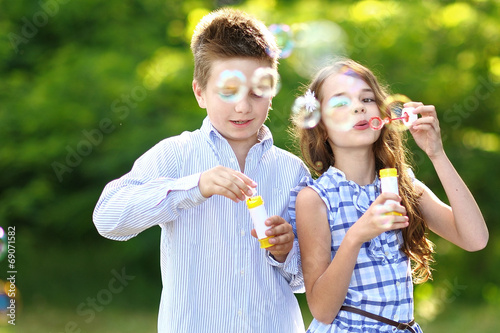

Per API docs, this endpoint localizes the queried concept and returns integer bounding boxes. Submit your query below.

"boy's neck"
[229,139,258,172]
[332,147,376,185]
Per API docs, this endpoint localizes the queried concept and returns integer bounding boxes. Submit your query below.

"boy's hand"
[251,215,294,263]
[199,166,257,203]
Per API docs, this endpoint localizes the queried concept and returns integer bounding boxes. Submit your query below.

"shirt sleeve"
[265,239,305,293]
[92,139,208,241]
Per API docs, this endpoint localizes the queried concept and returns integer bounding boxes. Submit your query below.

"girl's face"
[320,72,381,149]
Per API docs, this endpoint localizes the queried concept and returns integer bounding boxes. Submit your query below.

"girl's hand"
[405,102,445,160]
[346,192,409,245]
[199,165,257,202]
[251,215,293,262]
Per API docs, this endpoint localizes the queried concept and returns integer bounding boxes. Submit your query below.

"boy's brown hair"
[190,8,279,90]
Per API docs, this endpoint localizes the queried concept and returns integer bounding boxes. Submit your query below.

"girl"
[289,59,488,332]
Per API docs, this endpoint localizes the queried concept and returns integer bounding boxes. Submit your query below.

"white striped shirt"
[93,117,309,333]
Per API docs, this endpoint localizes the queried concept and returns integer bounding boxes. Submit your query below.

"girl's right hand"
[199,165,257,203]
[346,192,409,245]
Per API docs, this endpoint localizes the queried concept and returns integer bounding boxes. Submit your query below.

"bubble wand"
[369,107,418,131]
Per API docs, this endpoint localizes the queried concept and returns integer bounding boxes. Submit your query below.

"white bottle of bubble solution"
[379,168,402,216]
[246,196,274,248]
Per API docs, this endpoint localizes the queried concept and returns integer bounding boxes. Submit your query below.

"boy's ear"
[192,80,206,109]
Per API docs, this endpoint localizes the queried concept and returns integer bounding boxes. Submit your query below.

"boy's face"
[193,57,273,149]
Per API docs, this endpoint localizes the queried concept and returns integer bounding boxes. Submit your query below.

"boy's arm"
[93,141,207,240]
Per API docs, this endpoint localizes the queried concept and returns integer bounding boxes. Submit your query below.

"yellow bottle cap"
[379,168,398,178]
[246,195,264,209]
[259,236,274,249]
[385,212,402,216]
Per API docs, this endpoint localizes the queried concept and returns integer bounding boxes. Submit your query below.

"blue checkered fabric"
[289,166,422,333]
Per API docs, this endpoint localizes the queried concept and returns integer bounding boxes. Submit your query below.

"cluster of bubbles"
[292,92,418,132]
[216,67,280,103]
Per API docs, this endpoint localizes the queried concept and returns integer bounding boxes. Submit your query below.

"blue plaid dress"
[289,166,423,333]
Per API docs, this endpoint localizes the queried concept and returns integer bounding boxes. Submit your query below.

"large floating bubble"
[289,21,347,77]
[216,70,248,103]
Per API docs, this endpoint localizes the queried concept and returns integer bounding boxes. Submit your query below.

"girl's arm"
[415,155,488,251]
[408,103,488,251]
[295,187,408,324]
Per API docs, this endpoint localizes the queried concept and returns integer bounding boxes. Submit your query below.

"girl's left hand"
[405,102,445,159]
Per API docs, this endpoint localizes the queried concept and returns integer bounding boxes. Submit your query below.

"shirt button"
[396,281,401,287]
[394,314,399,321]
[240,269,245,276]
[241,230,245,236]
[237,309,242,316]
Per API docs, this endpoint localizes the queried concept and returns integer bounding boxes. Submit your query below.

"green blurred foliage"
[1,0,499,328]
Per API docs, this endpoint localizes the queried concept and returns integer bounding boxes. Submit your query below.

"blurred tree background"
[1,0,499,332]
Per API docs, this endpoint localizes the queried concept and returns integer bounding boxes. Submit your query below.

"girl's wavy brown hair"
[290,58,434,283]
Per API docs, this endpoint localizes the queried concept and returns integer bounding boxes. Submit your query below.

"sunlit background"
[1,0,499,332]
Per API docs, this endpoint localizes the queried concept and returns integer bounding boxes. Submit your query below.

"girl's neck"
[332,147,376,186]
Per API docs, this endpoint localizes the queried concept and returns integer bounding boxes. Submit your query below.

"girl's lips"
[353,120,369,130]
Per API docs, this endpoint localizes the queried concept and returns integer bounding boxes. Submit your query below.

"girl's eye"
[363,98,376,103]
[328,96,352,110]
[332,101,348,108]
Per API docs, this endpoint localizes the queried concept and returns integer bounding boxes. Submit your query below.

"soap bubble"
[216,70,248,103]
[292,94,321,129]
[290,21,347,77]
[0,227,6,262]
[268,24,294,59]
[323,96,357,132]
[251,67,280,98]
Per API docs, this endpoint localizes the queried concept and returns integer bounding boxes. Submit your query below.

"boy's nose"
[235,96,251,113]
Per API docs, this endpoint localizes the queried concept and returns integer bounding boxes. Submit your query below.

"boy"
[93,8,308,333]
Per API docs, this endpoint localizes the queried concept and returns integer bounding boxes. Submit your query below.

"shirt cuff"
[265,239,299,275]
[165,173,208,209]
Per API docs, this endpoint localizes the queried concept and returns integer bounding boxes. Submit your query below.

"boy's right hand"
[199,166,257,203]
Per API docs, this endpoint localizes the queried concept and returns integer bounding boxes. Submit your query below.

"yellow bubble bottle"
[379,168,402,216]
[246,196,274,248]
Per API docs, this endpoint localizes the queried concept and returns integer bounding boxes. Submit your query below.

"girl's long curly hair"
[290,59,434,283]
